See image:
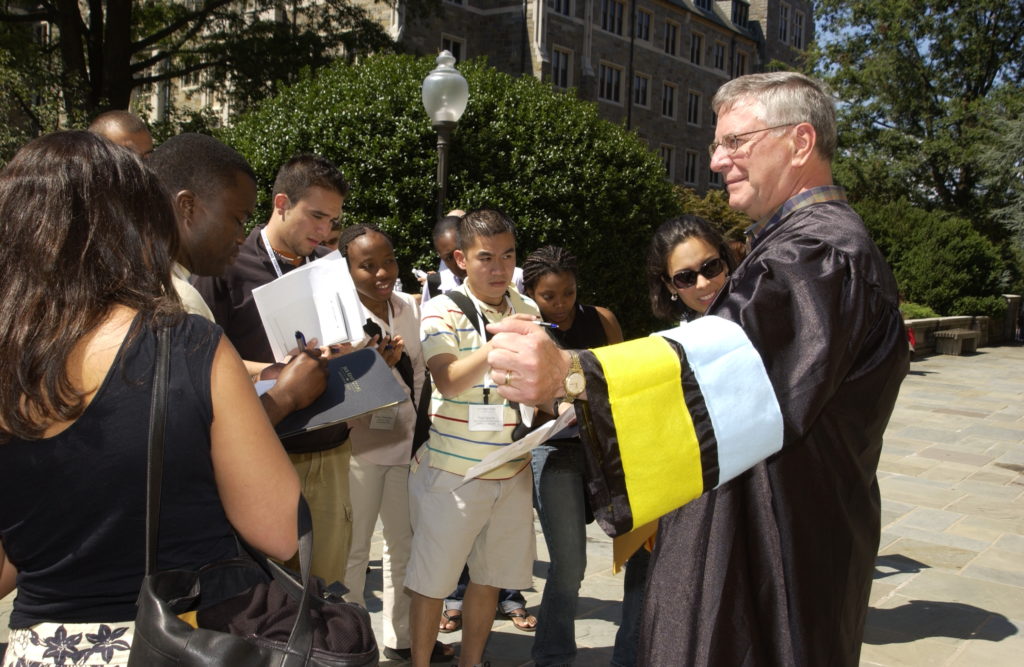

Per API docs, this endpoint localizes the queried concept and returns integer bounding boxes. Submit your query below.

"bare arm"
[427,343,493,398]
[209,337,300,561]
[0,540,15,598]
[243,359,273,379]
[595,306,624,344]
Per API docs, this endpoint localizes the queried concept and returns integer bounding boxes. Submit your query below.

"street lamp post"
[421,50,469,222]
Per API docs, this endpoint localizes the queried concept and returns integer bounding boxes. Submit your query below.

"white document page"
[462,407,577,481]
[251,251,363,362]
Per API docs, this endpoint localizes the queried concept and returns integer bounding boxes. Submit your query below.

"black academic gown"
[579,200,909,666]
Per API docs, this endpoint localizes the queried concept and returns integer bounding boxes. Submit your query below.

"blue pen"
[294,330,307,351]
[534,321,559,329]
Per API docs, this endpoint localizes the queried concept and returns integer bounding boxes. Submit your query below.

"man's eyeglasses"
[708,124,795,158]
[670,257,726,290]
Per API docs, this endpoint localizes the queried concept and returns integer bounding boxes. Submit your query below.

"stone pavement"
[2,345,1022,665]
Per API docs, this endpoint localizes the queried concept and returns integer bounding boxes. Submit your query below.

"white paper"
[463,407,577,481]
[251,251,364,362]
[254,379,277,396]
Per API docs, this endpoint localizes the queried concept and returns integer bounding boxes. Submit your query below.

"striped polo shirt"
[418,283,539,479]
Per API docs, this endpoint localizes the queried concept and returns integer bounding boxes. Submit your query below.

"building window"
[441,35,464,61]
[734,51,748,78]
[687,91,701,125]
[779,3,790,43]
[713,43,726,70]
[551,47,572,89]
[664,21,679,56]
[183,70,201,87]
[694,0,711,10]
[690,32,703,65]
[684,150,699,184]
[633,73,650,108]
[33,21,50,45]
[635,9,652,41]
[548,0,571,16]
[793,11,805,49]
[709,168,722,186]
[662,83,676,119]
[732,0,749,27]
[598,63,623,103]
[600,0,624,35]
[661,145,675,179]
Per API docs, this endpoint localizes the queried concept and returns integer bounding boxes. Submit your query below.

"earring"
[670,293,678,301]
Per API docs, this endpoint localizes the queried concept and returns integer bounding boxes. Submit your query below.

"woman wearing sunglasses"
[605,215,740,665]
[647,215,738,323]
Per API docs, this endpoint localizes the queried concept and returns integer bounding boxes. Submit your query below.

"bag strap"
[446,290,493,342]
[144,326,171,576]
[144,325,321,663]
[426,272,442,299]
[443,289,525,421]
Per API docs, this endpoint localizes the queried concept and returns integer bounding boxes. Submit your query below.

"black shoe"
[384,640,453,663]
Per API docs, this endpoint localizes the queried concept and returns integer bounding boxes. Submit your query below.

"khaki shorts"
[404,451,535,598]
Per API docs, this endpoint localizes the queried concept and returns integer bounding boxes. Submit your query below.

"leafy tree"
[811,0,1024,242]
[855,197,1006,316]
[977,96,1024,246]
[225,54,682,336]
[0,0,412,142]
[676,187,751,242]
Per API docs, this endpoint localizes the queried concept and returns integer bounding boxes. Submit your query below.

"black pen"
[294,330,307,352]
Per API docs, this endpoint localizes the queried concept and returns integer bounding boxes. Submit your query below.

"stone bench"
[933,328,980,356]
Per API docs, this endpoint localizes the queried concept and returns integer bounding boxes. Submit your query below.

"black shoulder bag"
[129,326,379,666]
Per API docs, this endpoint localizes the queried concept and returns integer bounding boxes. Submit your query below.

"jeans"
[444,566,525,614]
[611,547,651,667]
[530,443,589,666]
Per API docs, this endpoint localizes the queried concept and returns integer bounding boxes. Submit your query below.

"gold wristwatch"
[562,351,586,402]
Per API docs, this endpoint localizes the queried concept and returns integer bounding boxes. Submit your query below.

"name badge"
[369,406,399,430]
[468,404,504,432]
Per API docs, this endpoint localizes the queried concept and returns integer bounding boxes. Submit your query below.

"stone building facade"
[385,0,812,190]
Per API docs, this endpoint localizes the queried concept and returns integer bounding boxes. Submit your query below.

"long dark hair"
[0,131,181,442]
[646,215,737,322]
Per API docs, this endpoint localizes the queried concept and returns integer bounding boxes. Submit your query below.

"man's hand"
[260,347,328,425]
[486,318,572,405]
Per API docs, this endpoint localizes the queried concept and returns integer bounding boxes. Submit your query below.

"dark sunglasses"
[669,257,726,290]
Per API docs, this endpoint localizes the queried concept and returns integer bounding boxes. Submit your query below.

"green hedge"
[899,302,939,320]
[224,54,681,337]
[856,198,1005,316]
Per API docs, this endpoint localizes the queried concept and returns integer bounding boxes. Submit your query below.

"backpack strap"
[425,272,442,299]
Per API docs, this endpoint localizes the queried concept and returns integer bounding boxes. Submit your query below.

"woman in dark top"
[522,246,623,667]
[0,132,300,666]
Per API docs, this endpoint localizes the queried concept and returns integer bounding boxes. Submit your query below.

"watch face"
[565,372,585,396]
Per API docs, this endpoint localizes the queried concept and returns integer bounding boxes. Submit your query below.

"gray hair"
[712,72,837,161]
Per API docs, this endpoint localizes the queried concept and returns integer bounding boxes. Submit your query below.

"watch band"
[563,350,586,402]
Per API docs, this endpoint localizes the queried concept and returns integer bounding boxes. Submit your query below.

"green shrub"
[950,295,1007,319]
[676,186,751,242]
[224,54,681,336]
[856,198,1004,316]
[899,302,939,319]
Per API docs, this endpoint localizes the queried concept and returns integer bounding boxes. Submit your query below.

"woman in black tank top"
[0,132,301,666]
[522,246,623,667]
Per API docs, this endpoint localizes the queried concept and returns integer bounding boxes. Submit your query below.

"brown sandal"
[438,608,462,633]
[503,607,537,632]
